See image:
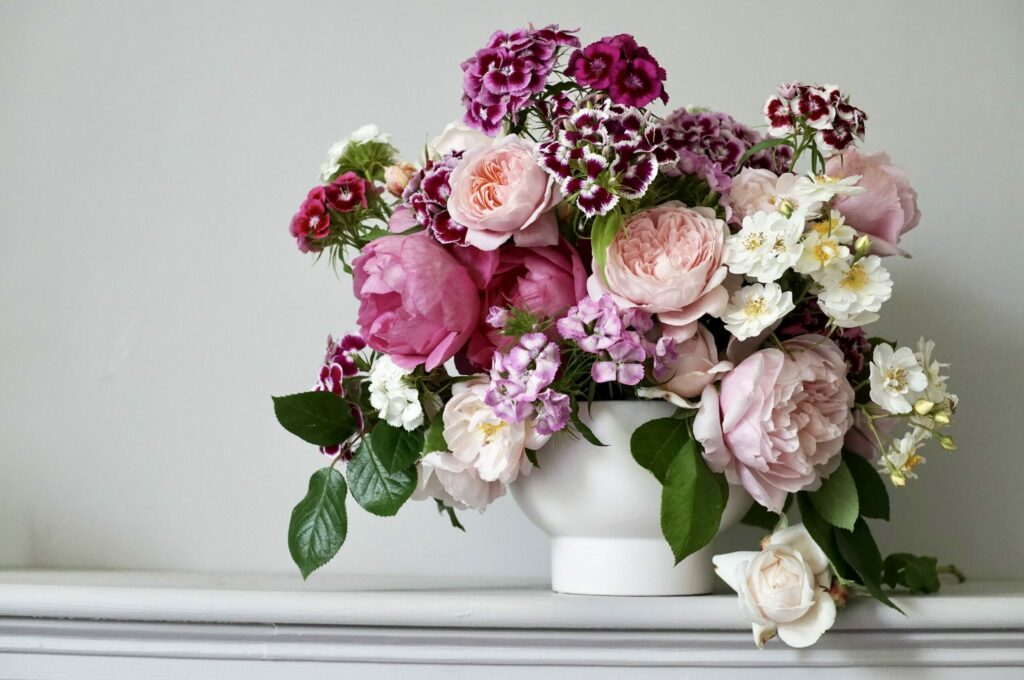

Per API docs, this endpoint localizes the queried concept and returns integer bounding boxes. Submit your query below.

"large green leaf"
[741,495,791,531]
[835,518,903,613]
[422,417,448,455]
[288,468,348,580]
[844,451,890,520]
[808,460,859,530]
[631,417,690,484]
[368,423,424,473]
[347,437,417,517]
[796,492,854,581]
[660,439,729,564]
[272,391,359,446]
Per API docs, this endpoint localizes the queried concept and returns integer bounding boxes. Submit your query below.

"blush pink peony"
[825,148,920,256]
[447,135,560,251]
[661,323,731,399]
[454,239,588,371]
[352,233,479,371]
[693,334,855,512]
[589,201,729,340]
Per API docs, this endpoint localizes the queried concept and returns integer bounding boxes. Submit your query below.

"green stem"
[937,564,966,583]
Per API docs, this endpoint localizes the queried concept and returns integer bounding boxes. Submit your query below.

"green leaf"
[435,499,466,532]
[631,417,690,484]
[660,440,729,564]
[796,492,855,581]
[883,553,941,594]
[272,391,359,447]
[423,417,448,455]
[737,137,795,170]
[741,500,784,531]
[808,460,859,531]
[288,468,348,579]
[844,451,890,521]
[590,210,623,285]
[368,423,424,473]
[569,400,605,447]
[347,438,417,517]
[525,448,540,469]
[835,518,904,613]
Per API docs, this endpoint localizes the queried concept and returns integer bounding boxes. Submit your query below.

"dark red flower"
[324,171,370,212]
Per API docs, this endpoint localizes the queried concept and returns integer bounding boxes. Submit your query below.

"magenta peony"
[693,335,855,512]
[447,135,560,250]
[455,239,587,370]
[352,233,479,371]
[589,201,729,340]
[825,149,920,256]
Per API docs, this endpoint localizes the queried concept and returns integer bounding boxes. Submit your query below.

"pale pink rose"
[661,323,731,399]
[589,201,729,340]
[447,135,560,251]
[694,335,855,512]
[430,120,493,157]
[352,233,479,371]
[726,167,779,222]
[826,148,920,256]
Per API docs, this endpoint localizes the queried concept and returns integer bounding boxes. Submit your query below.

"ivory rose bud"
[447,135,560,251]
[826,148,920,256]
[352,233,479,371]
[430,121,492,158]
[384,162,416,197]
[661,323,731,399]
[713,524,837,648]
[590,201,729,340]
[694,335,855,512]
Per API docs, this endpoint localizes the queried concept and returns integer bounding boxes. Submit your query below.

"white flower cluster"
[722,169,883,338]
[319,123,392,182]
[367,355,424,431]
[867,339,957,485]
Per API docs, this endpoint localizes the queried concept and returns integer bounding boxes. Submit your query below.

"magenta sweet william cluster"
[460,25,580,134]
[567,34,668,108]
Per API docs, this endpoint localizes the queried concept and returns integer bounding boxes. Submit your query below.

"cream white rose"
[713,524,837,648]
[430,121,492,158]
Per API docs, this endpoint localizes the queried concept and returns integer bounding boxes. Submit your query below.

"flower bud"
[933,411,951,425]
[913,399,935,416]
[939,435,957,451]
[384,162,416,197]
[828,579,850,608]
[854,234,872,258]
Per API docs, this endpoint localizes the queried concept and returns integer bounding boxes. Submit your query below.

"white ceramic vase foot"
[512,401,752,596]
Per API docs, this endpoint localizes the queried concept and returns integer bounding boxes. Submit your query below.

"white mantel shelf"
[1,571,1022,679]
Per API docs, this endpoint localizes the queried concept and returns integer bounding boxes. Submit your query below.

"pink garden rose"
[726,167,779,223]
[661,323,731,399]
[589,201,729,340]
[352,233,479,371]
[693,335,855,512]
[826,148,920,256]
[447,135,560,251]
[454,239,588,371]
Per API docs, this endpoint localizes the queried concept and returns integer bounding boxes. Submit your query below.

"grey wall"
[2,0,1022,579]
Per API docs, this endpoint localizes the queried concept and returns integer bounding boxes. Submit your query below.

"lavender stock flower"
[535,389,571,436]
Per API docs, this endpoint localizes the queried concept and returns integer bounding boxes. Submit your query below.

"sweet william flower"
[869,343,928,414]
[569,34,668,108]
[714,524,837,648]
[289,186,330,252]
[324,171,371,212]
[352,233,479,371]
[592,334,646,385]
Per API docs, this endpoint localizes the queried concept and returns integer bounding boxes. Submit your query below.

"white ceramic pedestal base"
[512,401,752,596]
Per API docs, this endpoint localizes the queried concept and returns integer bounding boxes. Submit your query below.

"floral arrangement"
[274,24,962,648]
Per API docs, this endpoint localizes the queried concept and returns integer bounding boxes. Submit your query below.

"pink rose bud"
[384,162,416,197]
[828,579,850,608]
